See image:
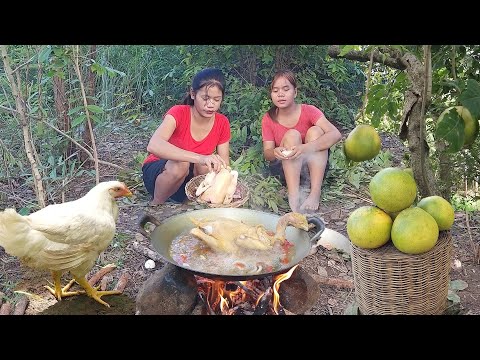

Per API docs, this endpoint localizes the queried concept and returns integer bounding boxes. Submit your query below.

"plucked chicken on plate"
[0,181,132,307]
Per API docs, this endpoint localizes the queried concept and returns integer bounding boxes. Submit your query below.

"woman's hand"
[274,147,290,160]
[200,154,226,172]
[274,146,302,160]
[287,144,305,160]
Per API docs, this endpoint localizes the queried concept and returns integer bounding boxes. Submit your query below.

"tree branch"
[0,104,125,170]
[73,45,100,184]
[328,45,408,70]
[1,45,46,208]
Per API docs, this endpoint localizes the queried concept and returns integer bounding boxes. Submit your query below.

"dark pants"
[269,148,330,186]
[142,159,195,203]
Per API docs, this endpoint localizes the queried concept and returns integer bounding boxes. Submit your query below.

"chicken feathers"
[0,180,132,307]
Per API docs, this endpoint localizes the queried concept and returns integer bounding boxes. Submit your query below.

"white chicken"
[0,181,132,307]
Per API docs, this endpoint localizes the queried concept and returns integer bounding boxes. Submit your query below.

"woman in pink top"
[261,69,342,213]
[143,68,231,205]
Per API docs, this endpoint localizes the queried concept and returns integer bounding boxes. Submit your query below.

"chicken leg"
[45,270,84,300]
[190,227,239,253]
[74,276,122,307]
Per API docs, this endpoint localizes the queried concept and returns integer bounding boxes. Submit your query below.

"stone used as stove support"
[278,267,320,314]
[135,263,198,315]
[136,263,320,315]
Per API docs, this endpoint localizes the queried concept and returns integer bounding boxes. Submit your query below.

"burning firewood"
[195,270,297,315]
[253,287,273,315]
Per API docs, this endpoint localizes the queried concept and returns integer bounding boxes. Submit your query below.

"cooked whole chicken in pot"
[169,212,310,275]
[189,212,309,253]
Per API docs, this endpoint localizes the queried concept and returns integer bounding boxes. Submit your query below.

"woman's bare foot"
[299,194,320,213]
[288,193,300,213]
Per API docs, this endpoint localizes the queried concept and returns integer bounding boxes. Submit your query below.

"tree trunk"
[80,45,97,162]
[436,140,454,200]
[399,52,436,197]
[328,45,437,197]
[1,45,46,208]
[53,76,75,158]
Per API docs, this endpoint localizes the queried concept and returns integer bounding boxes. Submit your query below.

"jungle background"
[0,45,479,315]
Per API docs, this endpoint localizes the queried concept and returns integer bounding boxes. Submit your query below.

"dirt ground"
[0,128,479,316]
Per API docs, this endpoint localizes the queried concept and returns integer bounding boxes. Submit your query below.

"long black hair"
[183,68,226,105]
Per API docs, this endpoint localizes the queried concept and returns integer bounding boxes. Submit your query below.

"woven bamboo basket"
[351,231,452,315]
[185,174,250,208]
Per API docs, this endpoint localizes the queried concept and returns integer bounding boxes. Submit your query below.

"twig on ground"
[465,210,479,264]
[311,273,354,289]
[343,187,373,204]
[88,263,116,286]
[131,241,163,262]
[13,295,29,315]
[100,275,113,291]
[114,272,131,292]
[0,302,12,315]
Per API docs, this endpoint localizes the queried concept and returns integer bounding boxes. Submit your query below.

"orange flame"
[219,294,229,313]
[196,266,298,315]
[273,265,298,314]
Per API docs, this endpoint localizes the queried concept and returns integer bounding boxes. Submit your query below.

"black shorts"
[269,148,330,185]
[142,159,195,203]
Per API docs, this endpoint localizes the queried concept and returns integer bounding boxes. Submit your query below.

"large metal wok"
[138,208,325,281]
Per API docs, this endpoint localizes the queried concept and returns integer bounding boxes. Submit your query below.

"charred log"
[253,287,272,315]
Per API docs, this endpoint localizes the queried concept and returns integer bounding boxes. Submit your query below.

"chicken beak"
[117,187,133,198]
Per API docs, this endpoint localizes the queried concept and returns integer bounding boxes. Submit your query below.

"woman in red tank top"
[261,70,342,213]
[143,68,231,205]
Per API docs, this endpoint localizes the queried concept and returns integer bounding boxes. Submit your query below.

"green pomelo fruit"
[391,207,439,254]
[347,206,393,249]
[343,124,381,162]
[369,167,417,213]
[417,195,455,231]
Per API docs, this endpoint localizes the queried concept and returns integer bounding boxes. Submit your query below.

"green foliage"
[244,173,289,214]
[325,143,393,191]
[448,279,468,304]
[364,70,407,131]
[450,194,480,212]
[112,232,129,249]
[459,79,480,120]
[435,108,465,153]
[343,301,360,315]
[230,143,267,177]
